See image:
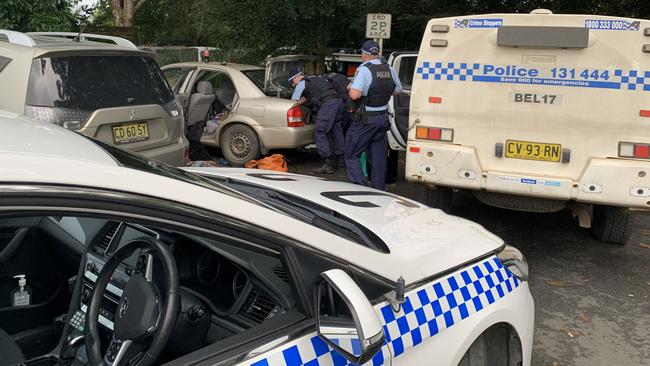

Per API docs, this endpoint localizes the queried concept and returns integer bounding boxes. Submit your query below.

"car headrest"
[196,81,213,95]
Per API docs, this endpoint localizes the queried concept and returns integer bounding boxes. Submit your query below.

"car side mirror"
[316,269,385,364]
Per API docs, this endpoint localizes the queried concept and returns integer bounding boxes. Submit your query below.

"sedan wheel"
[221,124,260,166]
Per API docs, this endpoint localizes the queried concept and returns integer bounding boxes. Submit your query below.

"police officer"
[345,40,402,190]
[325,72,353,134]
[289,69,345,174]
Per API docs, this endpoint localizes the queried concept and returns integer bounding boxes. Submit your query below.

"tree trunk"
[111,0,145,27]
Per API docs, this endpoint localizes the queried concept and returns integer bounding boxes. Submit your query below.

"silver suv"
[0,31,187,166]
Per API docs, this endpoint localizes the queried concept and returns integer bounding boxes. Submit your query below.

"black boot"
[312,157,336,174]
[337,154,345,168]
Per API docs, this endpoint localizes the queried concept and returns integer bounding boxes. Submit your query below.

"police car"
[407,9,650,244]
[0,112,533,366]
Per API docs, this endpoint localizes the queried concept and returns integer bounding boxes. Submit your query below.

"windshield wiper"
[252,189,381,251]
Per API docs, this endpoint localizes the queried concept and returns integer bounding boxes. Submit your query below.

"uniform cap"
[361,40,380,55]
[288,69,303,82]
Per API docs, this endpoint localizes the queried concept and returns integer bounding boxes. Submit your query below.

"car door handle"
[0,227,28,267]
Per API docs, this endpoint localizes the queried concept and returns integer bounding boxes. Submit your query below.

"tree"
[111,0,147,26]
[0,0,82,32]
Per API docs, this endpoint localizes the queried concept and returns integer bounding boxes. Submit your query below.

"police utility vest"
[364,61,395,107]
[303,76,338,107]
[325,73,350,100]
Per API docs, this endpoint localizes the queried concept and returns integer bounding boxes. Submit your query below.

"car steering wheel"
[85,237,180,366]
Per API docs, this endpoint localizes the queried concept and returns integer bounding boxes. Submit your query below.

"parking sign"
[366,13,391,39]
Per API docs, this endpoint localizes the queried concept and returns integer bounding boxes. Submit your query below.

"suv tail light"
[287,106,304,127]
[619,142,650,159]
[415,126,453,142]
[25,105,91,130]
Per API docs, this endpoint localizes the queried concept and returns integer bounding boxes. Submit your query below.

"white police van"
[406,9,650,244]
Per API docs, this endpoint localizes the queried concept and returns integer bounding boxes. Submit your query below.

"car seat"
[187,81,216,126]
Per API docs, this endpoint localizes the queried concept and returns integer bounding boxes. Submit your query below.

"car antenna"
[74,22,88,42]
[386,276,406,312]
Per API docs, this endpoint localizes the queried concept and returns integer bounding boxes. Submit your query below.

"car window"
[397,56,417,91]
[196,70,235,92]
[26,55,174,112]
[241,69,265,91]
[163,67,192,93]
[0,56,11,73]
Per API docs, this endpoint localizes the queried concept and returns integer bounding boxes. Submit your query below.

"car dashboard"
[51,218,295,362]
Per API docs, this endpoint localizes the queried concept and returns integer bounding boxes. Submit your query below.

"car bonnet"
[186,168,505,278]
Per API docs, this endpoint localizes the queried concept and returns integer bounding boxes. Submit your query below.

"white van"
[406,9,650,244]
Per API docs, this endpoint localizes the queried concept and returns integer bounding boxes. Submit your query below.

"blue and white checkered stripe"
[243,256,520,366]
[615,69,650,91]
[417,62,481,81]
[416,61,650,92]
[377,256,520,358]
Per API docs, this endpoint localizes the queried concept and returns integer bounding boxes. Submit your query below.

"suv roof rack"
[27,32,138,50]
[0,30,37,47]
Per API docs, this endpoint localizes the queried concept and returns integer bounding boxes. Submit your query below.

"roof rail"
[0,30,36,47]
[26,32,138,50]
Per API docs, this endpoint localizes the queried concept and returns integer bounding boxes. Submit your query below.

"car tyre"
[423,186,453,213]
[592,204,634,245]
[220,124,260,166]
[458,325,522,366]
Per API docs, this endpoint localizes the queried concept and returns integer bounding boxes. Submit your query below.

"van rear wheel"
[592,205,634,245]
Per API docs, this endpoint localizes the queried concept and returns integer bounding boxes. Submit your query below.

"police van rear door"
[387,52,418,150]
[410,10,650,194]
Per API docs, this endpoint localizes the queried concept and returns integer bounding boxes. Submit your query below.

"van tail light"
[415,126,453,142]
[619,142,650,159]
[183,147,189,161]
[287,106,304,127]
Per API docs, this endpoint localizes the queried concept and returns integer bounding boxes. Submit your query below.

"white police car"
[0,112,533,366]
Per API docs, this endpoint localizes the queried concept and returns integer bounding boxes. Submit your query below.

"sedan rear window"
[26,55,173,111]
[241,69,265,91]
[0,56,11,73]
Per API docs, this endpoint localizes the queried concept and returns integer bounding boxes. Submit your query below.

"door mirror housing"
[316,269,385,364]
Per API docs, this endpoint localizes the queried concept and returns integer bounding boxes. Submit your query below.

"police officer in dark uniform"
[325,72,353,134]
[345,40,402,190]
[289,69,345,174]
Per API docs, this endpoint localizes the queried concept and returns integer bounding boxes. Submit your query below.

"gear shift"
[59,334,84,361]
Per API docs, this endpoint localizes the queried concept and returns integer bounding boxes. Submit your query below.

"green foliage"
[89,0,650,63]
[0,0,85,32]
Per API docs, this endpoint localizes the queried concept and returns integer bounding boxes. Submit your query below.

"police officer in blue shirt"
[346,40,402,190]
[289,69,345,174]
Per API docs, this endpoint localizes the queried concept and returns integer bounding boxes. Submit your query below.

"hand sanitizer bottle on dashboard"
[11,274,31,307]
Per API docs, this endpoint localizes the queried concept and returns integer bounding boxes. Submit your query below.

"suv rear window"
[26,55,173,111]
